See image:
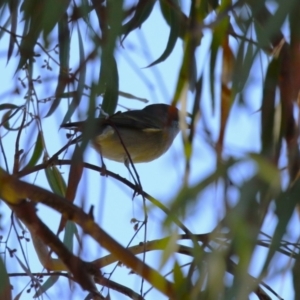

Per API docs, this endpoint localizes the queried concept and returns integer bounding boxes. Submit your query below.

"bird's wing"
[107,110,163,130]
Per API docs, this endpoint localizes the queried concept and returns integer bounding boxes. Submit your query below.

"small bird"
[61,104,181,166]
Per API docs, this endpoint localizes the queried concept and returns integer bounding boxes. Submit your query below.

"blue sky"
[0,1,297,299]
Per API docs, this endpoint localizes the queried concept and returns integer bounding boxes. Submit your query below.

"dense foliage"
[0,0,300,299]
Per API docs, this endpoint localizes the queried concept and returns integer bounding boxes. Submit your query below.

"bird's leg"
[124,159,142,198]
[124,158,136,183]
[99,152,107,176]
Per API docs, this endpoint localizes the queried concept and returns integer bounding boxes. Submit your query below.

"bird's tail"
[60,121,84,131]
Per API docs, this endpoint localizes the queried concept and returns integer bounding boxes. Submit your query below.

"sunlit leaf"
[45,166,67,197]
[173,260,187,298]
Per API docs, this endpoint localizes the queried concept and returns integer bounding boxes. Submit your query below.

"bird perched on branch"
[61,103,181,166]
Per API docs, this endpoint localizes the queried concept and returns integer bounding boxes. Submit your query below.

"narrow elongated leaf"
[45,166,66,197]
[173,260,188,298]
[0,257,11,300]
[34,276,59,298]
[7,0,18,63]
[166,158,236,224]
[17,0,70,71]
[63,221,77,251]
[261,57,280,159]
[209,36,218,114]
[0,16,10,40]
[101,55,119,116]
[0,104,20,111]
[69,1,94,23]
[118,91,148,103]
[159,0,188,39]
[75,23,86,104]
[209,14,230,113]
[217,84,231,155]
[23,131,44,169]
[233,40,257,93]
[65,144,83,203]
[293,253,300,300]
[122,0,156,42]
[261,180,300,274]
[147,1,180,67]
[46,12,70,117]
[60,25,86,125]
[93,1,123,117]
[1,110,13,130]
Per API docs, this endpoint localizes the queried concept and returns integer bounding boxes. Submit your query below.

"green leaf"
[209,35,218,113]
[60,24,86,125]
[0,15,10,40]
[262,180,300,274]
[209,15,229,113]
[233,41,257,93]
[121,0,156,42]
[159,0,188,40]
[17,0,70,70]
[7,0,18,63]
[1,110,12,130]
[63,221,77,252]
[0,106,23,130]
[94,1,123,117]
[45,166,67,197]
[118,91,148,103]
[147,1,180,67]
[46,12,70,117]
[101,55,119,116]
[293,252,300,300]
[173,260,184,284]
[249,153,281,188]
[166,158,236,225]
[0,257,11,300]
[33,275,59,298]
[260,57,281,158]
[23,131,44,169]
[0,104,20,111]
[69,2,94,23]
[173,260,188,299]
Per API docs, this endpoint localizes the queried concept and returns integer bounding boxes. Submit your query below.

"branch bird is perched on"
[61,104,181,166]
